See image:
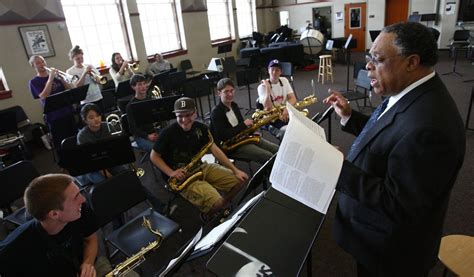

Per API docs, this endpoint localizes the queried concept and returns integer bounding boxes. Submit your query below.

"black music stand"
[207,187,325,276]
[183,78,213,120]
[236,68,260,114]
[343,35,356,92]
[115,80,133,99]
[311,106,334,143]
[130,95,180,125]
[43,84,89,114]
[58,135,135,176]
[218,43,232,58]
[147,69,176,96]
[161,71,187,95]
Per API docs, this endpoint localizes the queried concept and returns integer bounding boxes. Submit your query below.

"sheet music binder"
[43,84,89,114]
[207,187,325,276]
[130,95,180,124]
[58,134,135,176]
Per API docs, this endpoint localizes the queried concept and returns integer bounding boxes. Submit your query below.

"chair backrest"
[0,110,17,135]
[180,59,193,71]
[100,88,117,113]
[355,69,371,91]
[89,170,147,227]
[61,136,78,150]
[0,161,40,208]
[453,30,470,41]
[120,113,131,136]
[428,27,440,41]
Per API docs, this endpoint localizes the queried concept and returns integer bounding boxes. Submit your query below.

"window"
[136,0,184,55]
[279,11,289,26]
[207,0,235,42]
[236,0,257,38]
[61,0,131,66]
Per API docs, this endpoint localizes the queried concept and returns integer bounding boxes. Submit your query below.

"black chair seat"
[106,208,179,257]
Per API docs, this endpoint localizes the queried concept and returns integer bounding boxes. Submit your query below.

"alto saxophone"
[221,95,317,152]
[168,130,214,192]
[106,217,163,277]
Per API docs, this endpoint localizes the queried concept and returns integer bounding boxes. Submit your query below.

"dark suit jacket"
[334,74,465,276]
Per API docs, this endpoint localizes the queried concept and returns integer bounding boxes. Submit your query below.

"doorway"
[344,3,366,52]
[313,6,332,38]
[385,0,409,26]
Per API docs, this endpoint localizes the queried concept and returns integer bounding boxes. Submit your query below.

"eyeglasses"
[365,53,404,66]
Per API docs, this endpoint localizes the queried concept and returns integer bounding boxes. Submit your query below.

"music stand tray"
[44,84,89,114]
[130,95,181,124]
[58,135,135,176]
[207,187,325,276]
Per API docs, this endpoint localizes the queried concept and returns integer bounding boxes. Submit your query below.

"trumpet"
[129,62,139,71]
[90,71,108,85]
[44,66,78,84]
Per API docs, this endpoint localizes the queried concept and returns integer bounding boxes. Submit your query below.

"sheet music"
[193,192,264,252]
[270,104,343,214]
[159,228,203,277]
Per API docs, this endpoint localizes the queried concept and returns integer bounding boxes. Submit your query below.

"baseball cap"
[268,59,282,68]
[173,97,196,113]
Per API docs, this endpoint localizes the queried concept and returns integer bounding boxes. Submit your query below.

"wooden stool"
[318,55,333,84]
[438,234,474,276]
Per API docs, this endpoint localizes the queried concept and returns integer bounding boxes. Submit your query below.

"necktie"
[347,98,389,161]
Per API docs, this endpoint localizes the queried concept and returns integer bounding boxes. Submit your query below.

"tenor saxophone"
[168,130,214,192]
[106,217,163,277]
[221,95,317,152]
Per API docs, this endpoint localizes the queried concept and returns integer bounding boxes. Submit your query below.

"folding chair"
[180,59,200,76]
[2,161,40,226]
[89,170,179,258]
[341,69,373,112]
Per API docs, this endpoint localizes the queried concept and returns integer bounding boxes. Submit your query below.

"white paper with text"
[270,104,343,214]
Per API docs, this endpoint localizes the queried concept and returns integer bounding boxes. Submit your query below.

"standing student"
[109,52,134,87]
[66,45,104,109]
[29,55,77,149]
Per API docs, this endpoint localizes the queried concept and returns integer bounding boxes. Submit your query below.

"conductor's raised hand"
[323,89,352,118]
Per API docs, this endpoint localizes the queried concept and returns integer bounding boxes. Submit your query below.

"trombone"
[44,66,78,84]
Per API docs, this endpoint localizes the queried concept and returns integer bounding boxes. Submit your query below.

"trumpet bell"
[130,63,139,71]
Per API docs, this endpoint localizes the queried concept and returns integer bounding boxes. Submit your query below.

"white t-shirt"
[66,65,103,104]
[109,66,133,87]
[257,77,293,106]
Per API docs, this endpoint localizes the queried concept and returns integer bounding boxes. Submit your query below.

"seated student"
[76,103,127,184]
[0,174,107,276]
[77,103,165,212]
[257,59,297,139]
[150,97,248,217]
[147,53,171,76]
[211,78,279,164]
[126,74,158,152]
[109,52,134,87]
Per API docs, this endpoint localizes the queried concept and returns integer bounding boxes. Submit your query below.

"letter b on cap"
[180,100,186,108]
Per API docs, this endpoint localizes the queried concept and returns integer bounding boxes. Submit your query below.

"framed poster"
[18,25,55,58]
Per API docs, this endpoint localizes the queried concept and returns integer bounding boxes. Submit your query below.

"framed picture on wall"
[18,25,55,58]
